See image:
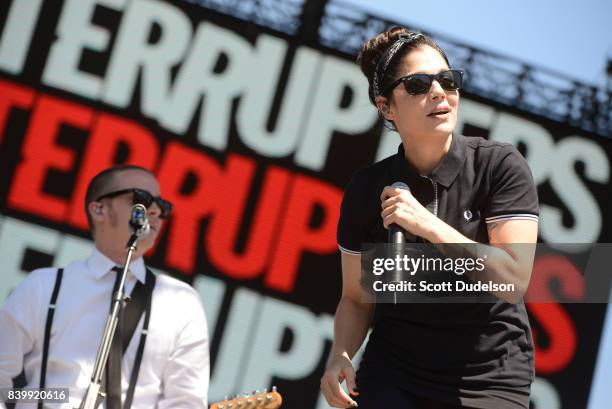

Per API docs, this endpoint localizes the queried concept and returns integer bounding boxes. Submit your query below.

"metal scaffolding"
[182,0,612,137]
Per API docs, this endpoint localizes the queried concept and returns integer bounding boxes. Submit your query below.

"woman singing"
[320,27,539,409]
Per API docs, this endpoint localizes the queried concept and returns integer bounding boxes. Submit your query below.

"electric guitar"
[210,387,282,409]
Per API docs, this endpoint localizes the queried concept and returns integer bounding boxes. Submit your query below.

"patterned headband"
[373,32,424,97]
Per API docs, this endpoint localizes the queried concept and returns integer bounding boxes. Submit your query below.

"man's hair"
[84,165,155,234]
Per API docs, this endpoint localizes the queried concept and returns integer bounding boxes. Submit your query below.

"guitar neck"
[210,388,282,409]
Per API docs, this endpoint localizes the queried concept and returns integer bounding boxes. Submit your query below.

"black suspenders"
[39,268,156,409]
[38,268,64,409]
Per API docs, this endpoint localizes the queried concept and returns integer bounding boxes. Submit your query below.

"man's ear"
[89,202,104,221]
[374,96,394,121]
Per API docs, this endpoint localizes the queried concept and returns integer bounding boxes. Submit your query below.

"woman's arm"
[381,186,538,303]
[321,252,374,408]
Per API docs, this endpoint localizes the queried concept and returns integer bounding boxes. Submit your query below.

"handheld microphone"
[388,182,411,243]
[130,203,150,238]
[387,182,412,304]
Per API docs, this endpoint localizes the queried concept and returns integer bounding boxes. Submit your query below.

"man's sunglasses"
[96,188,173,219]
[384,69,464,95]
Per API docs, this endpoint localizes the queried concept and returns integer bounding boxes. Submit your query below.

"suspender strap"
[39,268,64,409]
[37,267,156,409]
[123,268,156,409]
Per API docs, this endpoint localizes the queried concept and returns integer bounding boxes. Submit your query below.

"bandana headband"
[373,32,424,97]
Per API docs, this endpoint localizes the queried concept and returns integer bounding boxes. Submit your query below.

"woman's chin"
[427,126,453,138]
[429,123,455,136]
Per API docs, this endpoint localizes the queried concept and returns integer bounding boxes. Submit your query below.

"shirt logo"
[463,210,473,222]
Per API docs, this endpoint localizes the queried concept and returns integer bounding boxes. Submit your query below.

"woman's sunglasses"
[384,69,463,95]
[96,188,173,219]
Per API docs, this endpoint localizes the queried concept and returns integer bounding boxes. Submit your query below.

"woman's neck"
[402,133,453,176]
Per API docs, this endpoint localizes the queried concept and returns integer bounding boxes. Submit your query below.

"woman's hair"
[357,27,450,106]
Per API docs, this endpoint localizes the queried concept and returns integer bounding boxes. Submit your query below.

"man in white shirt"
[0,165,210,408]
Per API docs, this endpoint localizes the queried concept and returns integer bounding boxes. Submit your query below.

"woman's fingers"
[342,366,359,396]
[380,186,409,202]
[321,367,358,407]
[381,195,402,209]
[381,202,401,216]
[381,187,416,212]
[320,379,343,407]
[321,377,357,407]
[382,201,409,226]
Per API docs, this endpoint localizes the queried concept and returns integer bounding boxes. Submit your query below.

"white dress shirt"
[0,248,209,408]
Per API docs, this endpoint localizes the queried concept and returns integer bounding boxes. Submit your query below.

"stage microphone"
[387,182,414,304]
[388,182,411,243]
[130,203,150,238]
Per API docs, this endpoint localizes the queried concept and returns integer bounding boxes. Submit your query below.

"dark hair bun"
[356,27,449,105]
[357,26,410,87]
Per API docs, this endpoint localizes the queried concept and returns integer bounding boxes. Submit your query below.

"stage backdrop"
[0,1,610,408]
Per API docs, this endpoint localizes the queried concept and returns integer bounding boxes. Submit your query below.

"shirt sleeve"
[337,171,370,254]
[157,286,210,409]
[484,144,539,223]
[0,271,43,390]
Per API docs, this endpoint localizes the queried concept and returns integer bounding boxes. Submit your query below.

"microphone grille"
[131,204,147,224]
[130,204,150,237]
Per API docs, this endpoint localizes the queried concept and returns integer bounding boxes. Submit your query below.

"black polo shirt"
[337,134,539,409]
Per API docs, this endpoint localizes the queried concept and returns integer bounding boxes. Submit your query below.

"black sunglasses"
[384,69,463,95]
[96,188,173,219]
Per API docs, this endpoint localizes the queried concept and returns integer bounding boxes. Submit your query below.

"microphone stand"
[78,231,144,409]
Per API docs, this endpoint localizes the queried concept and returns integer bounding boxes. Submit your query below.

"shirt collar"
[392,134,466,188]
[86,247,147,283]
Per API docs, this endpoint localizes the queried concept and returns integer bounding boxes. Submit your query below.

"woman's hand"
[320,353,359,408]
[380,185,436,238]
